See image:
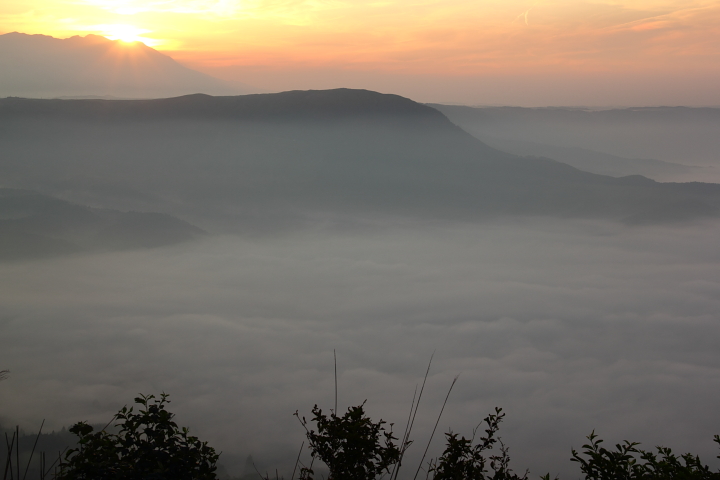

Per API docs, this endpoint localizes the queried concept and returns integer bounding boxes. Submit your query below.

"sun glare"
[100,24,159,45]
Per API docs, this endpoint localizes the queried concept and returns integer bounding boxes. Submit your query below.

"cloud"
[80,0,244,17]
[1,218,720,476]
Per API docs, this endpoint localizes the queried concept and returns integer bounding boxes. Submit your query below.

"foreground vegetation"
[3,391,719,480]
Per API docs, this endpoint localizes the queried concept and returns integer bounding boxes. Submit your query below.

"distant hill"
[463,134,702,181]
[430,104,720,182]
[1,89,720,230]
[0,32,256,99]
[0,189,205,260]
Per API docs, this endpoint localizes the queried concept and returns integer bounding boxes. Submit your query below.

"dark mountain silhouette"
[0,88,435,120]
[1,89,719,230]
[0,189,205,260]
[0,32,256,99]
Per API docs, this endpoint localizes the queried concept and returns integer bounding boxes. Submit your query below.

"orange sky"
[2,0,720,104]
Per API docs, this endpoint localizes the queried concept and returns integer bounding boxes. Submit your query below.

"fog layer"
[1,219,719,477]
[432,105,720,183]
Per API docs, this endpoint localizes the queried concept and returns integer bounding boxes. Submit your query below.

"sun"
[101,24,155,45]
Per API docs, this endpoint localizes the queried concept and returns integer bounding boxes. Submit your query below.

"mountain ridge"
[1,90,720,228]
[0,89,446,121]
[0,32,256,98]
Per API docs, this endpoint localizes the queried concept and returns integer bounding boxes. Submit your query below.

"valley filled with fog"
[1,90,720,479]
[2,217,720,477]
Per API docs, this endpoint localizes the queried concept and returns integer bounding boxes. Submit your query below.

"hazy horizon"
[4,0,720,106]
[2,30,720,107]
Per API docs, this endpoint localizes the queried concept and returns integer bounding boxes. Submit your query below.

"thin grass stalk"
[4,431,15,480]
[389,386,417,480]
[412,375,458,480]
[22,420,44,480]
[407,353,434,446]
[15,427,19,480]
[391,353,434,480]
[401,386,418,448]
[252,460,266,480]
[291,441,304,480]
[334,350,338,417]
[99,414,117,434]
[41,447,66,480]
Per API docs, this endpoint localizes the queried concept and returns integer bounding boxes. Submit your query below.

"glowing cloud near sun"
[81,0,242,16]
[97,24,161,46]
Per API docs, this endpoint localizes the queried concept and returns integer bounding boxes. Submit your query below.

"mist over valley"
[433,104,720,183]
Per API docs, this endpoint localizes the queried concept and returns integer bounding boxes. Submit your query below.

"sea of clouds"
[1,217,719,478]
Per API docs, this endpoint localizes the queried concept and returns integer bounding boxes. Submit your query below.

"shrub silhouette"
[570,431,720,480]
[6,385,720,480]
[56,393,218,480]
[295,402,405,480]
[292,401,720,480]
[427,408,527,480]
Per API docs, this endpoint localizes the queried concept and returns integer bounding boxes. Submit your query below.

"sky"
[2,0,720,104]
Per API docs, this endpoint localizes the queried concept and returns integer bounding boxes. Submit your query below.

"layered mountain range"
[432,104,720,182]
[2,89,719,245]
